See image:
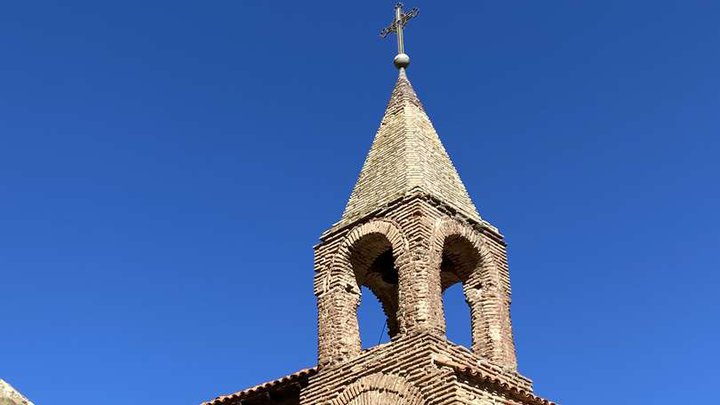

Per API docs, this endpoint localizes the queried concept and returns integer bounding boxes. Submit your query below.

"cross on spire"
[380,3,419,69]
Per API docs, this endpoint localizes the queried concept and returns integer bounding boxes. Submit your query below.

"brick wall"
[314,195,517,370]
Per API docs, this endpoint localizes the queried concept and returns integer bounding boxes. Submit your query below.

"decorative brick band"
[330,373,426,405]
[433,358,555,405]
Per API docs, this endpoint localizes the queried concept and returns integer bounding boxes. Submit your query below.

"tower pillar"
[396,206,446,337]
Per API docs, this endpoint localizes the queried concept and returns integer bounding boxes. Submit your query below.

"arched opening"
[442,283,471,347]
[358,286,391,347]
[349,233,400,348]
[440,235,481,349]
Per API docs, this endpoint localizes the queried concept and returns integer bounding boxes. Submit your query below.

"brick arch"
[330,219,410,288]
[330,373,426,405]
[430,218,517,369]
[315,219,411,366]
[430,219,501,290]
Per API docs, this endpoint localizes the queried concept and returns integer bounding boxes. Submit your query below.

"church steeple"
[339,3,481,228]
[204,5,556,405]
[340,68,481,227]
[314,6,519,373]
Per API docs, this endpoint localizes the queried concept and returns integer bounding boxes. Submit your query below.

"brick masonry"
[204,69,556,405]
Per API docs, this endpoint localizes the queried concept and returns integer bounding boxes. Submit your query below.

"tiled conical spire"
[340,69,481,225]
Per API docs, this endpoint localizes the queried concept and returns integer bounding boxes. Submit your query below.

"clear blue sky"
[1,1,718,404]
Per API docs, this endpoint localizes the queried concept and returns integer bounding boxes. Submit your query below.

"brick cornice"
[319,192,503,245]
[433,358,556,405]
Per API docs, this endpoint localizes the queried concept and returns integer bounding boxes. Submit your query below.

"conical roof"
[340,69,481,225]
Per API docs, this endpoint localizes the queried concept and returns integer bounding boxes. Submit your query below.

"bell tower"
[203,5,556,405]
[301,4,553,404]
[313,66,519,369]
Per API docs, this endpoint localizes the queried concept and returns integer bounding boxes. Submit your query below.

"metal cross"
[380,3,419,55]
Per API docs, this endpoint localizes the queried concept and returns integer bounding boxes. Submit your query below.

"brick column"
[463,283,487,357]
[316,284,361,367]
[396,209,445,336]
[466,280,517,370]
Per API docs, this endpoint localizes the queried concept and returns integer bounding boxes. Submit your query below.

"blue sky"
[1,1,719,404]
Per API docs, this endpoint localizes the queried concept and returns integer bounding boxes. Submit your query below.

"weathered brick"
[203,69,555,405]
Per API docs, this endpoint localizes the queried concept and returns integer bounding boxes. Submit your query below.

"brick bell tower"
[204,4,555,405]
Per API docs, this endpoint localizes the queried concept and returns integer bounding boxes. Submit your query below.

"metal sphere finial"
[394,53,410,69]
